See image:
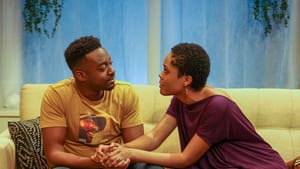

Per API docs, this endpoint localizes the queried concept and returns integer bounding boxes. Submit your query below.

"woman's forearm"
[123,132,162,151]
[124,115,177,151]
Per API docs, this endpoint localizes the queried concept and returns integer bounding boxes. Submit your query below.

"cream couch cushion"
[0,129,15,169]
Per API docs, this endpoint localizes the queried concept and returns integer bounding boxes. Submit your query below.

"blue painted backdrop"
[22,0,295,88]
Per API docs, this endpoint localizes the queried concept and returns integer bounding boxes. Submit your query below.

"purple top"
[166,95,286,169]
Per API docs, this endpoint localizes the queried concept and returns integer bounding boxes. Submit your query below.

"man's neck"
[74,81,104,101]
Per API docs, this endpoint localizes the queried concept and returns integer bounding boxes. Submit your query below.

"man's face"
[81,48,115,91]
[159,52,185,96]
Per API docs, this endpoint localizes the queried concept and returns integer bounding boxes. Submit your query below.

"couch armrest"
[0,129,15,169]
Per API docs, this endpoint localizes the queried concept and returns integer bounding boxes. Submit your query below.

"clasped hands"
[91,142,130,169]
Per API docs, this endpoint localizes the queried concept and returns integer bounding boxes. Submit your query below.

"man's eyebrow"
[99,57,111,63]
[98,60,106,65]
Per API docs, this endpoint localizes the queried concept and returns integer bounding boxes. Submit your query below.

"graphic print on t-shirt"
[79,114,106,144]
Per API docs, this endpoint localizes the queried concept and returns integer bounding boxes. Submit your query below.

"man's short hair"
[64,36,102,70]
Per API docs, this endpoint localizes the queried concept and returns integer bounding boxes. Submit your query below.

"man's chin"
[106,84,115,91]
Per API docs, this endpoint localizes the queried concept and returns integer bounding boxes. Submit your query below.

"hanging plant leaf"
[252,0,289,36]
[22,0,64,38]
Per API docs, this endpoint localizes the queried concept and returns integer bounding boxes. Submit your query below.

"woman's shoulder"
[203,85,231,99]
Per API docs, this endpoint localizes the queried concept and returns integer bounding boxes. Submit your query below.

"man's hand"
[91,143,130,169]
[91,143,116,163]
[103,144,131,168]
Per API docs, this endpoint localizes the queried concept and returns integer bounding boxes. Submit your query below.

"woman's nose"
[158,73,162,79]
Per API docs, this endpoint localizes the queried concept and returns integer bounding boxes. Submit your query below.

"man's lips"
[107,78,115,84]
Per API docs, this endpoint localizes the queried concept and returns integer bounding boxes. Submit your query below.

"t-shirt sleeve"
[196,97,230,145]
[40,86,67,128]
[120,85,143,128]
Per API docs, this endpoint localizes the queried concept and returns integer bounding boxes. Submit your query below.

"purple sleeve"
[196,97,230,145]
[166,96,239,146]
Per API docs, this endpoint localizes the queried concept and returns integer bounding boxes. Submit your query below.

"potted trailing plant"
[22,0,64,38]
[252,0,289,36]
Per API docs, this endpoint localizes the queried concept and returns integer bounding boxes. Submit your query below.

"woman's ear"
[184,75,193,86]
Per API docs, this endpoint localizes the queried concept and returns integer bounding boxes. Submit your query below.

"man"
[40,36,144,168]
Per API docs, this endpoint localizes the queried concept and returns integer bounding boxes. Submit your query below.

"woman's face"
[159,52,185,96]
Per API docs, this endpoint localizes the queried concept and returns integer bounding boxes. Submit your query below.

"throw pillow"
[8,117,48,169]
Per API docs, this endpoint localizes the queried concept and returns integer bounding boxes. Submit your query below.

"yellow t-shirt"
[40,78,143,157]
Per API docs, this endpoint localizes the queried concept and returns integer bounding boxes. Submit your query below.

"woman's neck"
[178,86,213,105]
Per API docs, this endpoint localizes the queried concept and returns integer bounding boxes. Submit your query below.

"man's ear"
[74,70,87,81]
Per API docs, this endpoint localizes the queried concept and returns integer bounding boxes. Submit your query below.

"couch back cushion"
[21,85,300,129]
[224,88,300,128]
[20,84,300,159]
[20,84,49,120]
[20,84,173,122]
[133,85,180,153]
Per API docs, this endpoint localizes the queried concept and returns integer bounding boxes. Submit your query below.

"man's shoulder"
[50,78,73,88]
[46,78,74,94]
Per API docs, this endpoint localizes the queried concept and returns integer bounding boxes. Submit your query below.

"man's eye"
[98,65,106,71]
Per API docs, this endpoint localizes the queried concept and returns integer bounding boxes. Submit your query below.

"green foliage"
[253,0,289,36]
[22,0,64,38]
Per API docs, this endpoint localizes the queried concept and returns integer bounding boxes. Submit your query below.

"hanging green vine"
[252,0,289,36]
[22,0,64,38]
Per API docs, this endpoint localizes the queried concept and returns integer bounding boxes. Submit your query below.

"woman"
[92,43,287,169]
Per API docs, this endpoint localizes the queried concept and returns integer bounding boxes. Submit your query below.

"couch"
[0,84,300,169]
